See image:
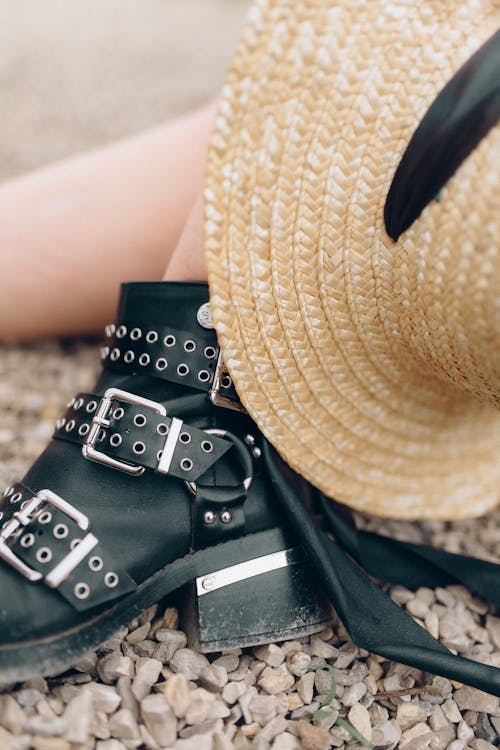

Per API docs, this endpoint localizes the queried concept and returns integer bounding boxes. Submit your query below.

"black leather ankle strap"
[101,318,243,411]
[0,483,135,611]
[53,391,232,481]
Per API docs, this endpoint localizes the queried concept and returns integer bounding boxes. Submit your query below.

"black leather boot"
[0,281,331,681]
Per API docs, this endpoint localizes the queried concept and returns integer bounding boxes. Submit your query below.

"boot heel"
[180,527,332,653]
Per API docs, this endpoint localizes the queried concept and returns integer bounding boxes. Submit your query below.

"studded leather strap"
[54,392,233,482]
[101,320,242,408]
[1,483,135,611]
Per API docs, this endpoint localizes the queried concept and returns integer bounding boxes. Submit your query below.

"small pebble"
[141,694,177,747]
[108,708,139,740]
[171,649,210,680]
[258,666,294,695]
[348,703,372,742]
[296,719,330,750]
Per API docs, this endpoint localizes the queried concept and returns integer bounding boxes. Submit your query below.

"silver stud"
[56,418,66,430]
[197,302,214,329]
[245,434,256,446]
[179,431,191,444]
[203,511,216,525]
[10,492,22,504]
[130,327,142,341]
[124,350,135,364]
[184,339,196,352]
[113,407,124,420]
[204,346,217,359]
[133,414,147,427]
[201,440,213,453]
[132,441,146,455]
[73,398,84,410]
[100,346,110,360]
[163,334,176,347]
[156,358,168,371]
[78,423,90,437]
[146,330,159,344]
[157,423,169,436]
[74,582,90,599]
[180,458,193,472]
[221,510,233,524]
[201,576,215,591]
[110,348,120,361]
[38,511,52,525]
[89,556,103,571]
[20,533,35,548]
[139,353,151,366]
[53,523,69,539]
[116,325,127,339]
[36,547,53,564]
[104,571,119,588]
[252,446,262,459]
[105,324,116,338]
[110,433,122,447]
[65,419,76,432]
[86,400,98,413]
[177,363,189,377]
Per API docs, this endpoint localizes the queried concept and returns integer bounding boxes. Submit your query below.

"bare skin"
[0,101,215,340]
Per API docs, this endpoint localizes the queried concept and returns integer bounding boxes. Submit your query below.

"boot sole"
[0,527,330,682]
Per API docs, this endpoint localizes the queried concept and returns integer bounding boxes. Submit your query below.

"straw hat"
[204,0,500,520]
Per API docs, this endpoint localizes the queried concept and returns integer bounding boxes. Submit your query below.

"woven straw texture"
[204,0,500,519]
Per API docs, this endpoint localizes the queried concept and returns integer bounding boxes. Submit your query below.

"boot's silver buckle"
[209,352,247,413]
[0,489,95,584]
[83,387,167,476]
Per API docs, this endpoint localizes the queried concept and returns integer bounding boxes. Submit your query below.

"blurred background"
[0,0,250,179]
[0,0,250,484]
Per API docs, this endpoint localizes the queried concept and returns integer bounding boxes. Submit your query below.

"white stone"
[162,673,191,718]
[62,688,94,744]
[248,694,277,726]
[399,722,433,750]
[296,672,315,705]
[170,648,210,680]
[454,687,499,715]
[396,703,427,732]
[258,666,294,695]
[371,720,402,748]
[141,693,177,747]
[97,654,134,684]
[341,682,367,706]
[348,703,372,742]
[108,708,139,740]
[0,695,26,734]
[222,681,247,705]
[286,651,311,677]
[87,683,121,714]
[253,644,285,667]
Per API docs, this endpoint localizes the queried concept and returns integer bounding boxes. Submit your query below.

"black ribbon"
[262,439,500,697]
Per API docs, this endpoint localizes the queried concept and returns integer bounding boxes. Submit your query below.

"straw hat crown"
[204,0,500,519]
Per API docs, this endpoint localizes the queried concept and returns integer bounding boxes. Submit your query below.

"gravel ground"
[1,3,499,748]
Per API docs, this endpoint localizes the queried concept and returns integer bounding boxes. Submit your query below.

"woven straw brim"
[204,0,500,519]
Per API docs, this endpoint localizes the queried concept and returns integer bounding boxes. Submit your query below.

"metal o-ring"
[124,350,135,364]
[157,423,169,436]
[177,363,189,377]
[146,331,159,343]
[164,334,176,347]
[139,353,151,366]
[10,492,22,504]
[130,327,142,341]
[110,433,122,447]
[179,431,191,444]
[133,414,147,427]
[79,423,90,437]
[201,440,213,453]
[38,511,52,525]
[133,441,146,455]
[116,325,127,339]
[198,370,211,383]
[86,400,98,413]
[184,339,196,352]
[204,346,217,359]
[185,428,254,497]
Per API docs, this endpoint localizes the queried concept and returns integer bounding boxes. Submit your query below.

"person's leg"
[0,101,216,341]
[162,191,207,282]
